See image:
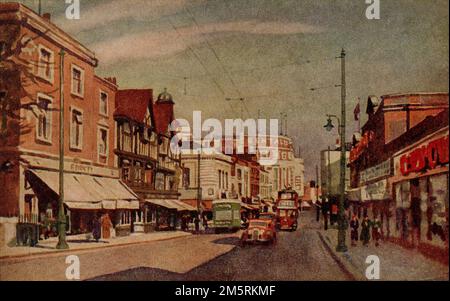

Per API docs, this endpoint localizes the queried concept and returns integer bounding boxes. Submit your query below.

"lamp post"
[322,48,348,253]
[56,49,68,249]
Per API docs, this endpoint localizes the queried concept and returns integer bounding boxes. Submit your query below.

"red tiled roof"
[114,89,153,123]
[153,102,174,135]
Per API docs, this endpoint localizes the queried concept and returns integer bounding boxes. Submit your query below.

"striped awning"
[26,169,139,210]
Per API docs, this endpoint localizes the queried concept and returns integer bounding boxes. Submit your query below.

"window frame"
[35,93,53,144]
[70,64,85,98]
[37,45,54,83]
[99,90,109,117]
[69,106,84,150]
[97,125,109,164]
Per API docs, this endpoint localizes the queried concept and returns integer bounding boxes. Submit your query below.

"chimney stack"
[43,13,51,21]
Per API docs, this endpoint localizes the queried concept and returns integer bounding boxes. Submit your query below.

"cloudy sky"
[11,0,449,180]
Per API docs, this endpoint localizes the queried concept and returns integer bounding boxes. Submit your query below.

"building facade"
[348,93,448,263]
[264,135,304,200]
[114,89,186,232]
[179,151,233,214]
[0,3,138,246]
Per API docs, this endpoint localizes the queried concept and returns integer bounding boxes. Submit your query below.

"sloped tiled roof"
[114,89,153,123]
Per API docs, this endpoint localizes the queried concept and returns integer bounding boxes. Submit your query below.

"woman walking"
[360,216,371,247]
[372,217,382,247]
[350,214,359,246]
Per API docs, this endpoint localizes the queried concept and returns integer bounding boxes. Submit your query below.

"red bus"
[275,189,299,231]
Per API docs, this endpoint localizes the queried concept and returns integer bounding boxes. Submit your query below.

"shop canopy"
[26,169,139,210]
[144,199,197,212]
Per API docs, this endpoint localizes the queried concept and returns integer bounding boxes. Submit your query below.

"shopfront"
[22,168,139,241]
[390,128,449,262]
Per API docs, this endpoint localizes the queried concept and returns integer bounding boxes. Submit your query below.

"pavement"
[0,231,192,260]
[314,214,449,281]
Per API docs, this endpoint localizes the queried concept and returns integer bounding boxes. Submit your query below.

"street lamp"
[319,49,348,253]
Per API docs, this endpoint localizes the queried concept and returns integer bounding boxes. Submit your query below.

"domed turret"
[157,88,174,104]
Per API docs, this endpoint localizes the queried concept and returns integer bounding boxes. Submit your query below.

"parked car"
[241,219,277,245]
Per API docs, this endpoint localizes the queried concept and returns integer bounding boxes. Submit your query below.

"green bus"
[212,199,241,233]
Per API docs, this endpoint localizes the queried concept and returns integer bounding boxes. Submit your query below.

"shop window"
[395,181,410,209]
[428,174,448,243]
[36,94,53,143]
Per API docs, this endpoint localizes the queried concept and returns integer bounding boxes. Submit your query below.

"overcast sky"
[11,0,449,180]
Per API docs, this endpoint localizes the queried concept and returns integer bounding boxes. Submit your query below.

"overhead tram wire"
[185,6,251,119]
[167,17,239,118]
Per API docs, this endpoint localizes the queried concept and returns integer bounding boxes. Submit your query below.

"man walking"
[322,198,330,231]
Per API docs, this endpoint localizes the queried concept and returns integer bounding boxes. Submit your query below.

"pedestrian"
[101,213,112,239]
[92,215,101,242]
[371,217,382,247]
[360,216,371,247]
[202,214,209,231]
[331,201,338,225]
[322,198,330,231]
[316,200,322,222]
[194,214,200,234]
[350,214,359,246]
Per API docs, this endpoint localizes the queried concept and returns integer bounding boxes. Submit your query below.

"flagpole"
[358,98,361,133]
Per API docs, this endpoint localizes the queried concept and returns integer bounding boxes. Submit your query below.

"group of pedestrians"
[316,199,383,248]
[349,214,382,247]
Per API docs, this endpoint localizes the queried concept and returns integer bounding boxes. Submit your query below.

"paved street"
[0,211,349,281]
[1,210,448,281]
[89,211,351,281]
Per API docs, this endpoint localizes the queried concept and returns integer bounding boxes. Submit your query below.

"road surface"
[0,211,350,281]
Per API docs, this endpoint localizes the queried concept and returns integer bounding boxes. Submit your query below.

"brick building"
[0,3,138,246]
[348,92,448,262]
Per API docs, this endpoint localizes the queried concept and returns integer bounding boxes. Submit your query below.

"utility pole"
[315,165,319,203]
[284,113,288,136]
[56,49,68,250]
[197,151,201,214]
[327,146,332,198]
[336,48,348,253]
[38,0,42,15]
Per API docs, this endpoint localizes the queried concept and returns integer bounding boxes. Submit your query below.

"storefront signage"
[400,135,449,176]
[360,160,391,184]
[361,179,389,202]
[350,131,375,163]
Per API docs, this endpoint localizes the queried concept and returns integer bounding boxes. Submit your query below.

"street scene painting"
[0,0,448,282]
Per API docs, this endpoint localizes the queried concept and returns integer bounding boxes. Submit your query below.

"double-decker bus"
[275,189,299,231]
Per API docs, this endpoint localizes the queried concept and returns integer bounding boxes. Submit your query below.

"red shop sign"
[400,135,449,176]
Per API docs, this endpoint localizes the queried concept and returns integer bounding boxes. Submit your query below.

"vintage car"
[241,219,277,245]
[258,212,277,223]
